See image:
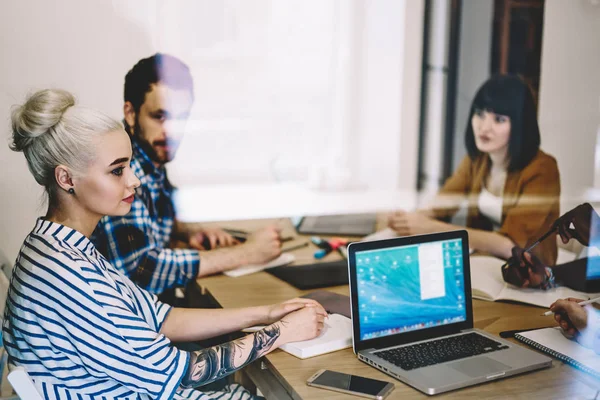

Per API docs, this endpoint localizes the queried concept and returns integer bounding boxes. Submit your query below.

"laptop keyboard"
[374,333,509,371]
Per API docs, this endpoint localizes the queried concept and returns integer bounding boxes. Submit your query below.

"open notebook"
[470,255,600,308]
[242,313,352,359]
[224,253,295,277]
[515,327,600,378]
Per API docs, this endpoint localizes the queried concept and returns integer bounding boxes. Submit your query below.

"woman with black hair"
[389,74,560,266]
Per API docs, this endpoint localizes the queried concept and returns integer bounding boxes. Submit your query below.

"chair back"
[7,367,42,400]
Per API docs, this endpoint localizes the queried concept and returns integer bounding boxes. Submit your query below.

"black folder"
[267,260,349,290]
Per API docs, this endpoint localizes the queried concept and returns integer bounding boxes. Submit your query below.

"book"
[241,313,352,359]
[470,255,600,308]
[515,327,600,379]
[224,253,295,277]
[279,313,352,359]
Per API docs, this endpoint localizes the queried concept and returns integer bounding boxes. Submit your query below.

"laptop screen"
[355,238,467,341]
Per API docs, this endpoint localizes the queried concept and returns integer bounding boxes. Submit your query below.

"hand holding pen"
[501,203,599,288]
[502,246,550,289]
[519,202,598,252]
[544,297,595,339]
[554,203,598,247]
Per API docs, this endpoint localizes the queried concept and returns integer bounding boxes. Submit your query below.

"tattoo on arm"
[181,323,281,389]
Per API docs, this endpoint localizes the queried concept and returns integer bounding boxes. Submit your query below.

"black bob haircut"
[465,74,540,172]
[124,53,194,115]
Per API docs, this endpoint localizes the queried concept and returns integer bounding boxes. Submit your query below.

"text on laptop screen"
[355,238,467,341]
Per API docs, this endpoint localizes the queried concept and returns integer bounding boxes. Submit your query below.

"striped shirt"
[2,219,251,400]
[91,137,200,294]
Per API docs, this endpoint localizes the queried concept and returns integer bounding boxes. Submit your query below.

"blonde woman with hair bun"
[4,89,326,399]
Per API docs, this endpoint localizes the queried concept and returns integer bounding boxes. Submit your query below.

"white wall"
[538,0,600,209]
[0,0,424,261]
[0,0,154,263]
[167,0,423,191]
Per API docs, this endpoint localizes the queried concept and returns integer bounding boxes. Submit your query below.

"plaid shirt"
[91,137,200,294]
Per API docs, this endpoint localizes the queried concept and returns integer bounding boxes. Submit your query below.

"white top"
[478,186,503,228]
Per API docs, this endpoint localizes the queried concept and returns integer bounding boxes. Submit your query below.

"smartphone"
[306,369,394,399]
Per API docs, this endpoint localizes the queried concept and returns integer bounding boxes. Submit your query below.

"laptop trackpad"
[450,357,510,377]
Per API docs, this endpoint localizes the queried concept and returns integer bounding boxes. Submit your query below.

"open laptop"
[347,230,552,395]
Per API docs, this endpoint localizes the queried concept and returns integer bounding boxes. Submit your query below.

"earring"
[68,188,75,195]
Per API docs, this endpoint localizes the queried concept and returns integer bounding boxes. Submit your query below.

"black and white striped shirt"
[3,219,221,399]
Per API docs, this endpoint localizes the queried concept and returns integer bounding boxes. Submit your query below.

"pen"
[314,248,332,259]
[499,326,552,338]
[310,236,334,259]
[311,236,330,249]
[223,228,249,236]
[282,241,309,252]
[224,229,294,242]
[523,227,558,254]
[501,224,558,269]
[541,296,600,316]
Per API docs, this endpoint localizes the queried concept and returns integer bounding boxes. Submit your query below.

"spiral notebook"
[515,327,600,378]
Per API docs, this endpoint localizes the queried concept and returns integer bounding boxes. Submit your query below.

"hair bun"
[10,89,75,152]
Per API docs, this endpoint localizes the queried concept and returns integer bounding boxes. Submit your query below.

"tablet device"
[267,260,349,289]
[295,214,376,236]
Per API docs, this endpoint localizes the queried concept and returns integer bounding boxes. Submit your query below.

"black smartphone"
[306,369,394,399]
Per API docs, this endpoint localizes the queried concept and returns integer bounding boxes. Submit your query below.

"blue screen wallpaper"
[355,239,467,340]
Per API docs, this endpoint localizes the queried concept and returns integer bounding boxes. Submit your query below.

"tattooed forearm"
[248,322,280,360]
[181,324,282,389]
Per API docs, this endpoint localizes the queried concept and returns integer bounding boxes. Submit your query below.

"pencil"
[541,296,600,316]
[223,228,248,236]
[224,228,294,242]
[282,242,309,252]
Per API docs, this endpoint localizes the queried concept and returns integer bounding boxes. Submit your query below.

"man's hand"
[503,246,549,288]
[550,298,588,337]
[189,227,238,250]
[555,203,599,246]
[243,225,282,265]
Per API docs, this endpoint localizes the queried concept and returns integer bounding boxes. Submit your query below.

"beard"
[131,119,175,165]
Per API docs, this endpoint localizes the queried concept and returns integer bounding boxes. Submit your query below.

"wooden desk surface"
[195,218,600,398]
[197,271,600,399]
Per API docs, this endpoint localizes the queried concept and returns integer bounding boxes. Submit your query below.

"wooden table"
[194,218,600,399]
[197,274,600,399]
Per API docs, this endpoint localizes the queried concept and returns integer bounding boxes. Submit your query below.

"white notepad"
[242,313,352,359]
[224,253,295,277]
[515,327,600,378]
[279,313,352,359]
